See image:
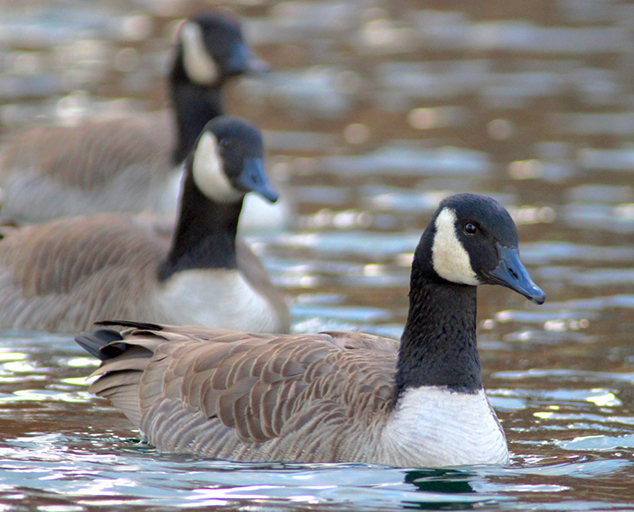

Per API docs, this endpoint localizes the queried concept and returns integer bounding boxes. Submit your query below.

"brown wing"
[0,214,169,331]
[0,116,172,189]
[0,113,177,222]
[88,325,399,461]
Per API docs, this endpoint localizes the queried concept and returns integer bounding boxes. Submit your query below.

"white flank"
[193,132,243,203]
[157,269,279,333]
[180,21,219,86]
[154,166,184,218]
[432,208,480,285]
[381,387,508,467]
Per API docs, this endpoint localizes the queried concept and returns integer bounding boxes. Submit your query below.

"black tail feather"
[75,328,127,361]
[96,320,164,331]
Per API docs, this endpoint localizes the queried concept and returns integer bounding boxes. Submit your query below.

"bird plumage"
[0,11,265,224]
[0,116,289,333]
[76,194,544,467]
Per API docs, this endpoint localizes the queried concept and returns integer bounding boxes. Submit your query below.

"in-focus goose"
[0,11,267,224]
[76,193,545,467]
[0,116,289,334]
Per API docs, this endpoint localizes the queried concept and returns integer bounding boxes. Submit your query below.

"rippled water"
[1,1,634,510]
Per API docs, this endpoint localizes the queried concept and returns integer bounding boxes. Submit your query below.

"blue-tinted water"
[2,333,634,510]
[1,0,634,510]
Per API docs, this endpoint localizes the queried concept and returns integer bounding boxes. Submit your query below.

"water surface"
[1,1,634,510]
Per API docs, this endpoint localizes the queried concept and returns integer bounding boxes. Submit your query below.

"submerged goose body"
[0,116,289,333]
[0,12,266,224]
[77,194,545,467]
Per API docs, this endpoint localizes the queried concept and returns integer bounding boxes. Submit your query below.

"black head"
[417,193,545,304]
[189,116,278,204]
[175,11,268,87]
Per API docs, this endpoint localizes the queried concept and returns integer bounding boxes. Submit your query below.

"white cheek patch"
[193,132,243,203]
[180,21,219,86]
[432,208,480,285]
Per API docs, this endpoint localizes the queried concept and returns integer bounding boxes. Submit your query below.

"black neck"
[158,167,241,281]
[393,260,482,404]
[170,81,224,164]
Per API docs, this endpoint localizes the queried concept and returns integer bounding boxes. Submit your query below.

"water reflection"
[1,0,634,510]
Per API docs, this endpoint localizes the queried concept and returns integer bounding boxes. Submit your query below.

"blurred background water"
[1,0,634,510]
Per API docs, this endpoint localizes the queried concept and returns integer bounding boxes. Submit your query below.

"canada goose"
[0,116,289,334]
[76,193,545,467]
[0,11,267,224]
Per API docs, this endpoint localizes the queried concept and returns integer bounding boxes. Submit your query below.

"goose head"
[178,12,268,87]
[160,116,278,279]
[417,193,545,304]
[396,193,544,397]
[190,116,278,205]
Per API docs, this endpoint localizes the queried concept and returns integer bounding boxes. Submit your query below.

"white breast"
[380,387,508,467]
[156,269,279,332]
[154,165,184,218]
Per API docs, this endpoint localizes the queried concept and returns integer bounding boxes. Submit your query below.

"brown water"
[1,1,634,510]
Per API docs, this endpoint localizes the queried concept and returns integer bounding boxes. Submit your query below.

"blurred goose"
[0,116,289,333]
[0,11,268,224]
[76,193,545,467]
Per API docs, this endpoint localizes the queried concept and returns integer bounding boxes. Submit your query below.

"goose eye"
[464,223,477,234]
[219,138,232,150]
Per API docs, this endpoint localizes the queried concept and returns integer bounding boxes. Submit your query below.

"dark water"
[1,1,634,510]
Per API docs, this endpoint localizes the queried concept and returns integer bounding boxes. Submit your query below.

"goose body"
[0,116,289,333]
[77,194,545,467]
[0,12,267,224]
[0,118,174,220]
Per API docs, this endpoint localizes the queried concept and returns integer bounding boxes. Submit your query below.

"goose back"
[83,325,403,463]
[0,215,288,333]
[0,116,176,223]
[0,214,169,331]
[79,323,508,466]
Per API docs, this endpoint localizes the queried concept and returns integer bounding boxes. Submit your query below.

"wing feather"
[84,325,400,461]
[0,215,167,331]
